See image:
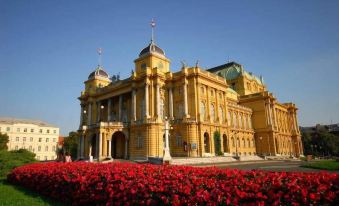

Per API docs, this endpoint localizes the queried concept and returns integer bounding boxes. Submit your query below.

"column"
[88,103,92,126]
[156,84,160,118]
[95,133,99,158]
[124,138,128,159]
[119,95,123,121]
[145,83,149,118]
[79,105,84,128]
[108,139,112,158]
[132,89,136,121]
[273,106,278,129]
[80,136,84,158]
[98,132,103,159]
[269,104,273,126]
[97,101,101,123]
[107,99,112,121]
[183,82,188,117]
[169,87,174,119]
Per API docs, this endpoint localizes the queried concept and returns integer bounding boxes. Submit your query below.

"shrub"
[7,162,339,205]
[0,149,36,179]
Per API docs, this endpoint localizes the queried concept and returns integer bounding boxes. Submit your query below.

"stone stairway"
[171,156,237,165]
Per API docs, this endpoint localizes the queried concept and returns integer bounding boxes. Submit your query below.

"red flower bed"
[7,162,339,205]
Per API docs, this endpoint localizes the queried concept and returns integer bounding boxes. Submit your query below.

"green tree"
[0,132,9,150]
[63,131,79,159]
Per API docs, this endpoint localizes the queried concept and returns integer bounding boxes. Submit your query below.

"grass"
[0,179,64,206]
[302,160,339,171]
[0,149,64,205]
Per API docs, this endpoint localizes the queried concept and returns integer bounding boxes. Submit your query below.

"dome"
[88,66,109,80]
[139,41,165,57]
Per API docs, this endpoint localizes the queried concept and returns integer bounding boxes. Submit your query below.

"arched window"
[137,135,143,148]
[252,139,255,148]
[176,133,183,147]
[200,86,204,94]
[140,98,145,120]
[247,139,251,148]
[233,112,238,128]
[248,115,252,129]
[231,137,235,147]
[240,114,244,128]
[210,104,215,122]
[177,103,184,119]
[228,111,232,126]
[219,106,224,123]
[200,101,206,121]
[242,138,246,147]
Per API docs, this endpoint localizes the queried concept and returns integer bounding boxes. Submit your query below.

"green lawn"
[0,179,64,206]
[302,160,339,171]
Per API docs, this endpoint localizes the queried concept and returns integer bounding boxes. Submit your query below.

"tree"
[63,131,79,159]
[0,132,9,150]
[213,131,223,156]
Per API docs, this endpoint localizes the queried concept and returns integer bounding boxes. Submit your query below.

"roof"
[139,41,165,57]
[88,65,110,80]
[207,62,265,85]
[0,117,57,127]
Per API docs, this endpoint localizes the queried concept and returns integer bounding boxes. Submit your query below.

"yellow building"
[0,117,60,161]
[78,36,303,161]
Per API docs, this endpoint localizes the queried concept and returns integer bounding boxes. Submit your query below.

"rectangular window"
[52,146,56,151]
[29,145,32,151]
[54,130,56,134]
[38,138,42,142]
[7,127,10,132]
[17,128,20,132]
[47,129,50,133]
[31,129,34,133]
[16,137,19,141]
[38,146,41,151]
[53,138,56,142]
[37,156,40,160]
[15,146,18,150]
[45,156,48,160]
[24,128,27,132]
[46,138,49,142]
[30,137,33,141]
[39,129,42,133]
[23,137,26,142]
[45,146,48,151]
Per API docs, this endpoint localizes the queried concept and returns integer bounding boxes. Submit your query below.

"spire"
[150,18,156,43]
[96,48,103,67]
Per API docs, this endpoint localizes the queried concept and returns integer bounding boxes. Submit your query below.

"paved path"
[193,161,330,172]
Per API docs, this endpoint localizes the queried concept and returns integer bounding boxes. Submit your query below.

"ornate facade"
[77,39,303,161]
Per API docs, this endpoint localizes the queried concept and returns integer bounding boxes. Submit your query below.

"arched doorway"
[111,131,126,159]
[90,135,96,157]
[204,132,210,153]
[223,134,228,153]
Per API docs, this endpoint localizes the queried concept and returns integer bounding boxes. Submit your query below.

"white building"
[0,117,60,161]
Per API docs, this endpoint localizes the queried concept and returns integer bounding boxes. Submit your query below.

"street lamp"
[100,105,104,121]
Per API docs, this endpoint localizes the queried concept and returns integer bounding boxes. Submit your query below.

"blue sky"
[1,0,338,135]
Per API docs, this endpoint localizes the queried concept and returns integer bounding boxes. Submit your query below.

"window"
[15,146,18,150]
[228,111,232,126]
[39,138,42,142]
[7,127,10,132]
[45,156,48,161]
[30,137,33,142]
[16,137,19,141]
[38,146,41,151]
[31,129,34,133]
[23,137,26,142]
[29,145,32,151]
[200,101,205,121]
[17,128,20,132]
[53,138,56,142]
[240,114,244,128]
[210,90,214,97]
[233,112,238,128]
[52,146,56,151]
[45,146,48,151]
[24,128,27,132]
[46,138,49,142]
[176,134,183,147]
[210,104,215,122]
[242,138,246,147]
[231,83,236,90]
[53,130,56,134]
[200,86,204,94]
[39,129,43,133]
[141,63,147,69]
[219,106,224,122]
[231,137,235,147]
[177,103,184,119]
[247,139,251,147]
[47,129,50,134]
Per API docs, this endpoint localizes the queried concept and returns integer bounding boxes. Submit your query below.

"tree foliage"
[302,130,339,156]
[0,149,36,178]
[63,131,79,159]
[213,131,223,156]
[0,132,9,150]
